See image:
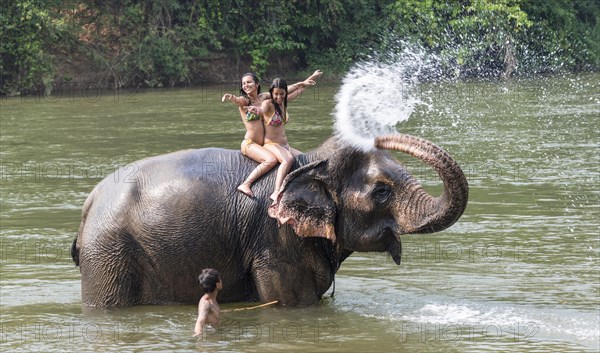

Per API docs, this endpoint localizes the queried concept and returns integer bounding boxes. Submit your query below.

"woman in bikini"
[222,71,322,198]
[246,78,295,203]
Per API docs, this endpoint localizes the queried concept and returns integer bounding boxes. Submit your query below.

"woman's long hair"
[269,78,288,116]
[239,73,261,102]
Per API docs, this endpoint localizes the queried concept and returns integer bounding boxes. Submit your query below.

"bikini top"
[245,97,262,122]
[265,108,289,127]
[245,110,260,122]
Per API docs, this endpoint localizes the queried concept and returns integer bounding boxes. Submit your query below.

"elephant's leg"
[252,268,282,304]
[80,232,157,307]
[251,261,323,306]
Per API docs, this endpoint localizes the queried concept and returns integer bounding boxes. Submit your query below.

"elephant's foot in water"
[237,181,254,198]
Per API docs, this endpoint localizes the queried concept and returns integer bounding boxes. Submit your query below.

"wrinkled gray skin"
[71,134,468,307]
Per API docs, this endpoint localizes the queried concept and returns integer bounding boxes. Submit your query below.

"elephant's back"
[83,147,272,239]
[139,147,243,179]
[93,147,245,192]
[80,148,238,232]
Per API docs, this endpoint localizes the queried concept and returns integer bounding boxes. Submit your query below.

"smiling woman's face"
[271,87,286,104]
[241,75,258,94]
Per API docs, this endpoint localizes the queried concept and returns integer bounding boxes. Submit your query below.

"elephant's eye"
[372,184,392,204]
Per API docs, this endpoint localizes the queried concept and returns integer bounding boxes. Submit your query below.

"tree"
[1,0,55,94]
[385,0,532,78]
[520,0,600,72]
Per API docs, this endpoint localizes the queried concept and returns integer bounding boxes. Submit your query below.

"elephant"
[71,134,468,307]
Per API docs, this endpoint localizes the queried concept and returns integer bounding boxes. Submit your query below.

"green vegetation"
[1,0,61,95]
[1,0,598,95]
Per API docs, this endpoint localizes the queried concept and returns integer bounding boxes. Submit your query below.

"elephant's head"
[269,134,469,264]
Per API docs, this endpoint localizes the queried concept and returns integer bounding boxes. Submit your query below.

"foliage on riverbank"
[1,0,598,95]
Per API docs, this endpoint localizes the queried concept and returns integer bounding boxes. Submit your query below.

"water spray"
[333,44,431,151]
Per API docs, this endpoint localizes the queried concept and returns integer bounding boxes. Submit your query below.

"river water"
[1,73,598,352]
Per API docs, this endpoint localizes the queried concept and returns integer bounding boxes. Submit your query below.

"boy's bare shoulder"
[198,296,211,308]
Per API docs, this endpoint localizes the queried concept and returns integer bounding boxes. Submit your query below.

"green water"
[1,73,598,352]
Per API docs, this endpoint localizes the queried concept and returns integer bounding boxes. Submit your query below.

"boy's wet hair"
[198,268,221,293]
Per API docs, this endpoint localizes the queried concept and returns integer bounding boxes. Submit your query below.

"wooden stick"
[222,300,278,313]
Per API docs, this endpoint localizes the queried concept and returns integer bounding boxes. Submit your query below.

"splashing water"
[333,45,433,151]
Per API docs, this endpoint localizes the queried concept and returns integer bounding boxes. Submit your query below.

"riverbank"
[21,48,339,97]
[3,1,597,96]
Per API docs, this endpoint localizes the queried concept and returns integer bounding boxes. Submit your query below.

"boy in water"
[193,268,222,337]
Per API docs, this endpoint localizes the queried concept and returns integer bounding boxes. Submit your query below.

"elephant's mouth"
[383,228,402,265]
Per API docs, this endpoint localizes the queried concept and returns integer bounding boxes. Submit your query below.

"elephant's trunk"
[374,134,468,233]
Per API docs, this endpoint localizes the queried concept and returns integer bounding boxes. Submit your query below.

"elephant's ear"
[268,160,337,242]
